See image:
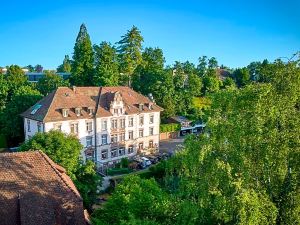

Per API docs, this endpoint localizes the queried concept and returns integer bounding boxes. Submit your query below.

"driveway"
[159,137,185,154]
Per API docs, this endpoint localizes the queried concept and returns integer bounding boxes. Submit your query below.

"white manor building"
[21,86,163,171]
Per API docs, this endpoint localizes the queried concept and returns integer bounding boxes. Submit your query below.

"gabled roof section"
[0,151,86,225]
[21,87,100,122]
[21,86,163,122]
[96,86,163,117]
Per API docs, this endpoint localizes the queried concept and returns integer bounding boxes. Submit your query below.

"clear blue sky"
[0,0,299,69]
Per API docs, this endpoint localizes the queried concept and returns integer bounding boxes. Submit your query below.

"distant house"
[0,151,88,225]
[26,72,71,82]
[169,116,205,136]
[0,69,70,82]
[21,86,163,172]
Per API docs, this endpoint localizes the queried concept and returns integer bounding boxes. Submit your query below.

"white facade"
[24,108,160,170]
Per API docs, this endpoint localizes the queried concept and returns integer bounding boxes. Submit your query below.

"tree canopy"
[92,57,300,224]
[117,25,144,86]
[37,71,69,95]
[93,41,119,86]
[70,23,94,86]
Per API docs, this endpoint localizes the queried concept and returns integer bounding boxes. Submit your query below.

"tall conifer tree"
[117,26,144,86]
[70,23,94,86]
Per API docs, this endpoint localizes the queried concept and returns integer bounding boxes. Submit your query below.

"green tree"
[187,73,202,96]
[74,160,102,210]
[0,74,8,110]
[222,77,236,89]
[57,55,72,73]
[233,67,250,87]
[117,25,144,86]
[197,55,208,77]
[132,47,165,94]
[19,130,82,174]
[25,65,34,72]
[5,65,29,98]
[34,64,43,72]
[202,75,221,94]
[36,71,69,95]
[70,23,94,86]
[93,41,119,86]
[0,86,42,145]
[92,176,174,225]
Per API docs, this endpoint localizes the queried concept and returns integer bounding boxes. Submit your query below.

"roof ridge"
[36,150,82,201]
[42,89,58,122]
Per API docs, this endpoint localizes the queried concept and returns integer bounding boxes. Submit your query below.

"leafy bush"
[160,123,181,132]
[120,157,129,168]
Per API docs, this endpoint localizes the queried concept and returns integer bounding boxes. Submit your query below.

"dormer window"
[88,107,94,115]
[148,103,153,110]
[75,108,81,116]
[62,109,69,118]
[139,103,144,111]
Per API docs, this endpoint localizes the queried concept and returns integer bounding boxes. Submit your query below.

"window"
[119,133,125,142]
[129,131,134,140]
[101,134,107,145]
[138,142,143,150]
[128,145,134,154]
[120,119,125,128]
[118,147,125,156]
[111,119,117,129]
[111,149,118,158]
[27,119,31,132]
[139,129,143,138]
[139,103,144,111]
[75,108,81,116]
[150,115,154,124]
[101,149,108,160]
[88,108,94,115]
[37,122,42,133]
[85,149,94,160]
[54,123,62,131]
[139,116,144,126]
[114,109,118,114]
[86,121,93,132]
[149,140,153,148]
[70,123,78,134]
[129,117,134,127]
[149,127,154,135]
[62,109,69,117]
[111,134,118,143]
[120,108,123,114]
[102,120,107,131]
[86,136,93,146]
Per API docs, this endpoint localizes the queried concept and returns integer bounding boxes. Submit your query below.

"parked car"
[147,155,159,164]
[141,157,152,166]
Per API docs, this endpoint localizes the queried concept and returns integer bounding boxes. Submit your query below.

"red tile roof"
[21,86,163,122]
[0,151,86,225]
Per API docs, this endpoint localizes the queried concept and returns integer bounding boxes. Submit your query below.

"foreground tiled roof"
[0,151,86,225]
[21,86,163,122]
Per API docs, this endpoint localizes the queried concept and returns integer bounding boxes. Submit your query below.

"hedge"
[160,123,181,133]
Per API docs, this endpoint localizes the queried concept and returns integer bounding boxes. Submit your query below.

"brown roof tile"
[21,86,163,122]
[0,151,86,225]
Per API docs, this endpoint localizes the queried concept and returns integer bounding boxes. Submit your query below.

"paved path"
[159,137,185,154]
